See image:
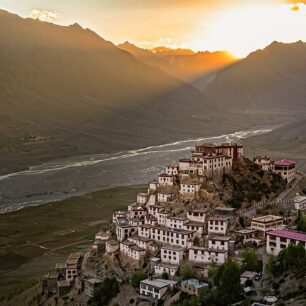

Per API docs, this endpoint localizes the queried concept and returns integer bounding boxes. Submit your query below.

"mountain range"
[118,42,237,90]
[0,9,305,174]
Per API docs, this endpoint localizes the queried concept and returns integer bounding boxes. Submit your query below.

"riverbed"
[0,127,273,213]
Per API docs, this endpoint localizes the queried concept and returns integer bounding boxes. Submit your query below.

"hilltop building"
[273,159,296,183]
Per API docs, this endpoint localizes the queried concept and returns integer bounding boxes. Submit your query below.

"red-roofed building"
[272,159,296,183]
[266,229,306,255]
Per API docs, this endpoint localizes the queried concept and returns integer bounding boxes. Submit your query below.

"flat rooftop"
[182,278,208,289]
[66,252,82,265]
[188,208,209,213]
[161,245,185,251]
[209,236,231,241]
[140,278,177,289]
[252,215,283,223]
[235,228,257,234]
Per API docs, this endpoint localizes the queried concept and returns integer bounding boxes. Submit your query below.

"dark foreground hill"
[0,10,228,174]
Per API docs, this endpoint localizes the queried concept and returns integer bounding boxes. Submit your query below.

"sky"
[0,0,306,57]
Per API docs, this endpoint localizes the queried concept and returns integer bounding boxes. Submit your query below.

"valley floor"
[0,185,146,297]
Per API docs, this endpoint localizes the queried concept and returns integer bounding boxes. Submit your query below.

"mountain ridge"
[118,41,237,90]
[205,40,306,113]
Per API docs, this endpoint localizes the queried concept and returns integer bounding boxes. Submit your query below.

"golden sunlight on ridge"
[194,2,306,57]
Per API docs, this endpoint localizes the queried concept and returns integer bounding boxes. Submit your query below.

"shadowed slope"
[206,41,306,113]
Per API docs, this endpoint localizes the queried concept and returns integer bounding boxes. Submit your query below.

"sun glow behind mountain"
[195,3,306,57]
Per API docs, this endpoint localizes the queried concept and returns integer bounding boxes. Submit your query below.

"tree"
[131,271,147,288]
[208,263,218,285]
[297,213,306,233]
[199,287,218,306]
[241,248,261,272]
[92,277,119,306]
[179,262,198,280]
[214,260,243,306]
[266,244,306,278]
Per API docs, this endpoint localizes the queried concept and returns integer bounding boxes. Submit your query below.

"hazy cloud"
[29,9,59,22]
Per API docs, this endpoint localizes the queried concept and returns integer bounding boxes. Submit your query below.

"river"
[0,127,273,213]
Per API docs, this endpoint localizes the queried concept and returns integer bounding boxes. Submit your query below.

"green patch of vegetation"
[179,262,198,280]
[241,248,263,273]
[222,157,286,208]
[297,212,306,233]
[92,277,119,306]
[174,292,200,306]
[178,260,243,306]
[266,244,306,278]
[131,271,147,288]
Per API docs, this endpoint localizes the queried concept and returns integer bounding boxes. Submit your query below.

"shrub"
[131,271,147,288]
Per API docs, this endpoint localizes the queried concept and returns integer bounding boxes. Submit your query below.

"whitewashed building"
[120,241,145,261]
[116,225,138,242]
[145,215,158,226]
[189,246,228,265]
[138,224,153,238]
[208,236,231,251]
[138,225,195,248]
[184,222,204,236]
[293,194,306,210]
[129,218,143,226]
[148,205,163,218]
[180,182,201,197]
[128,236,154,250]
[253,156,273,171]
[149,181,158,191]
[187,209,208,223]
[208,217,229,235]
[158,192,175,203]
[166,165,179,176]
[137,193,149,204]
[266,229,306,256]
[179,159,192,172]
[105,240,119,254]
[273,159,296,183]
[112,211,127,224]
[151,227,195,248]
[158,174,175,186]
[160,245,184,265]
[140,279,177,300]
[251,215,283,237]
[127,206,147,219]
[165,216,188,229]
[154,263,179,278]
[156,211,171,226]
